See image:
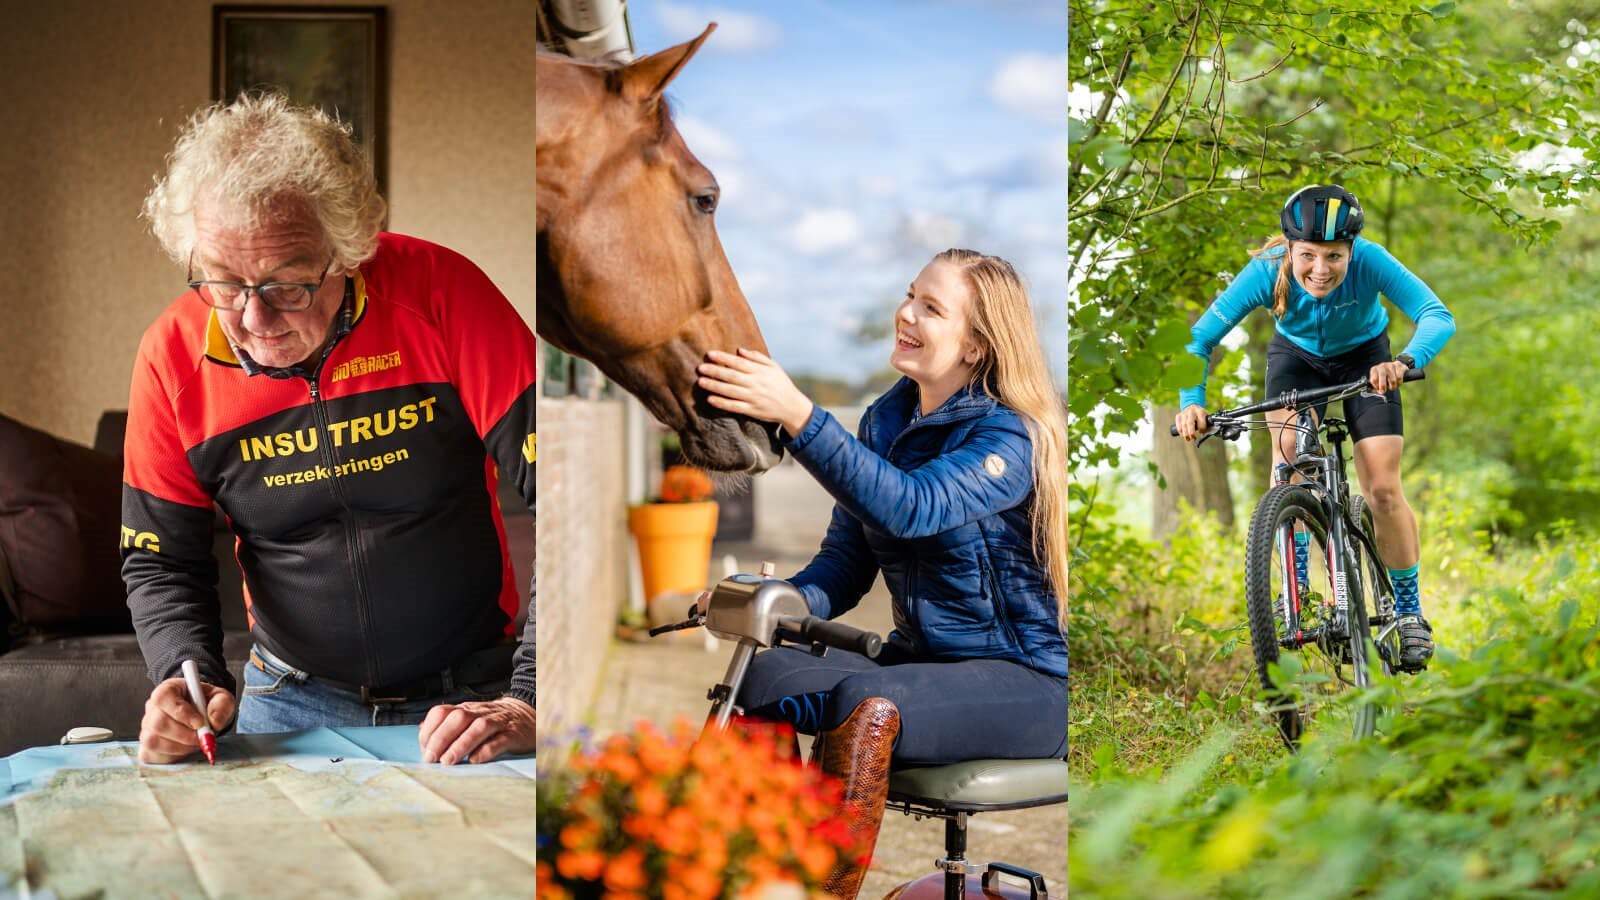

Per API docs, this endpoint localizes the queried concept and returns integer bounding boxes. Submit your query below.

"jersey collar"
[204,270,369,368]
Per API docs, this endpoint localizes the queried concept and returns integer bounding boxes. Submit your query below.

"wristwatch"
[1396,353,1416,369]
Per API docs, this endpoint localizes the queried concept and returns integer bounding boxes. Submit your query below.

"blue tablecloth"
[0,725,535,801]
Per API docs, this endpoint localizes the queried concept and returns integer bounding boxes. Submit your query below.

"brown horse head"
[537,25,782,474]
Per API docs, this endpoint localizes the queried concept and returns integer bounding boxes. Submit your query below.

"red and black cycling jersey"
[121,233,537,704]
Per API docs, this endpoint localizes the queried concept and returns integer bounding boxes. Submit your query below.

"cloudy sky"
[629,1,1066,384]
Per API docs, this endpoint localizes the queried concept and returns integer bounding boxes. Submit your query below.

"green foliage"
[1071,521,1600,897]
[1068,0,1600,470]
[1069,494,1277,779]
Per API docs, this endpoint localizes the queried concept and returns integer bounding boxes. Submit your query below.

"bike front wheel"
[1244,483,1378,750]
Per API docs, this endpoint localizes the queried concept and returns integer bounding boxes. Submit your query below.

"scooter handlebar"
[780,615,883,659]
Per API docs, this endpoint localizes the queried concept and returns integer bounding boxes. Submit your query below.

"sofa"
[0,410,534,756]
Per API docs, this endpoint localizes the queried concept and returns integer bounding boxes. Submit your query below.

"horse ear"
[619,23,717,101]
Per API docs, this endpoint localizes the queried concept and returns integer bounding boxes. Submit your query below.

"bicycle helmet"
[1280,184,1364,242]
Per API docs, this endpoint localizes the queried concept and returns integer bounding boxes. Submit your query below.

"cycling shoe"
[1396,614,1434,672]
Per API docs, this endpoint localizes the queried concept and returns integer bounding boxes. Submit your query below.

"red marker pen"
[179,659,218,765]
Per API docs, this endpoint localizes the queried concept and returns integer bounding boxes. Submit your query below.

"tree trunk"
[1245,312,1276,499]
[1150,400,1233,542]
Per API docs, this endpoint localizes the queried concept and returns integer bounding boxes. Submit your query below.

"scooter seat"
[887,758,1068,813]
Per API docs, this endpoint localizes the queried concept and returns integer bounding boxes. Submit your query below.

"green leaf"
[1424,1,1456,18]
[1160,354,1209,391]
[1101,142,1134,170]
[1312,9,1332,28]
[1076,337,1109,369]
[1151,319,1194,356]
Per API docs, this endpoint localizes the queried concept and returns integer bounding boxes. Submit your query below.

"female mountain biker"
[1173,184,1455,672]
[695,248,1067,898]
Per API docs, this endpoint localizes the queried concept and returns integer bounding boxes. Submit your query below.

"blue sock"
[1390,564,1422,616]
[1293,532,1310,587]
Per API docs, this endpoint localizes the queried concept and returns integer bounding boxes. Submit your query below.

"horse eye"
[692,191,719,215]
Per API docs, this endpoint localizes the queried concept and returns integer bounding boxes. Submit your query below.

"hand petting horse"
[536,25,782,474]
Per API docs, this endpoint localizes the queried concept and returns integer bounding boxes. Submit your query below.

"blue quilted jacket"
[784,377,1067,679]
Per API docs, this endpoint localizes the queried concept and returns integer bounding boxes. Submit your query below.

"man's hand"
[419,697,536,765]
[697,348,814,438]
[1174,404,1210,442]
[139,677,235,764]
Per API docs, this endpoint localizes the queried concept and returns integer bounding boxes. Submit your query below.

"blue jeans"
[236,644,511,733]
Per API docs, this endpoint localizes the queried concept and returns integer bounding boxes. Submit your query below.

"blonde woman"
[696,248,1066,898]
[1174,184,1456,671]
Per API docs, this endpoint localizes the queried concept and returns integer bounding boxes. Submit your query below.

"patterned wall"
[0,0,535,444]
[534,396,629,735]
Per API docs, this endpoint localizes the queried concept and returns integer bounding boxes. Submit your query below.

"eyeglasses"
[187,255,333,312]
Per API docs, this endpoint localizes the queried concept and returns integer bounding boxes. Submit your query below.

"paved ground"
[587,459,1066,897]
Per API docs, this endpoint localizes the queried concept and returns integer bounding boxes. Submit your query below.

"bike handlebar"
[778,615,883,658]
[1169,368,1425,437]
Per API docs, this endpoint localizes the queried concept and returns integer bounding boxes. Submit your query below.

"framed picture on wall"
[213,6,388,193]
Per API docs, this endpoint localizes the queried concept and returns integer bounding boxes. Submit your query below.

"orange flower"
[660,465,714,502]
[558,821,597,850]
[798,841,835,880]
[555,849,605,881]
[537,715,864,898]
[667,859,724,899]
[605,848,651,893]
[633,780,670,818]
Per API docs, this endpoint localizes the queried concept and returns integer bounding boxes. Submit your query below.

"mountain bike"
[1172,368,1425,750]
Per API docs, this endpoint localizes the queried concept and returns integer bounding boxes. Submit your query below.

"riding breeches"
[736,644,1068,765]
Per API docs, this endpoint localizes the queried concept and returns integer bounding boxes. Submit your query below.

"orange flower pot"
[627,501,720,601]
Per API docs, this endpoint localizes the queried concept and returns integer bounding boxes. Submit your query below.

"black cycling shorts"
[1265,331,1402,441]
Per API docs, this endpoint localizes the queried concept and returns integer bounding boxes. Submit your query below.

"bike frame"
[1265,387,1400,666]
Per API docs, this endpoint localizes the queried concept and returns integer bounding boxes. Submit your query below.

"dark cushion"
[0,632,253,755]
[0,412,130,638]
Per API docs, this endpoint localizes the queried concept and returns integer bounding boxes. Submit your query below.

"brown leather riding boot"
[814,696,901,900]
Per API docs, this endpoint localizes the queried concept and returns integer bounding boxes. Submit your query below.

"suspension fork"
[1276,406,1321,639]
[1273,464,1306,638]
[1323,430,1357,625]
[1278,520,1304,636]
[1324,494,1353,622]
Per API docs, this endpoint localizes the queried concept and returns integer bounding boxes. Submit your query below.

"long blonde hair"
[1253,235,1294,317]
[934,249,1068,633]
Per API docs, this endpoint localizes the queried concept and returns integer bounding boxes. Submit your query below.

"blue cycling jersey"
[1179,236,1456,409]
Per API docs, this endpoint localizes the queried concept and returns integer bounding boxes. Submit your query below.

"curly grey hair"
[143,92,386,272]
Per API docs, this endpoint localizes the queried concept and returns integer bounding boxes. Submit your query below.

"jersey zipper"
[305,372,380,687]
[299,293,380,686]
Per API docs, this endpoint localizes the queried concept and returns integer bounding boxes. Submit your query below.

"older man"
[124,93,535,764]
